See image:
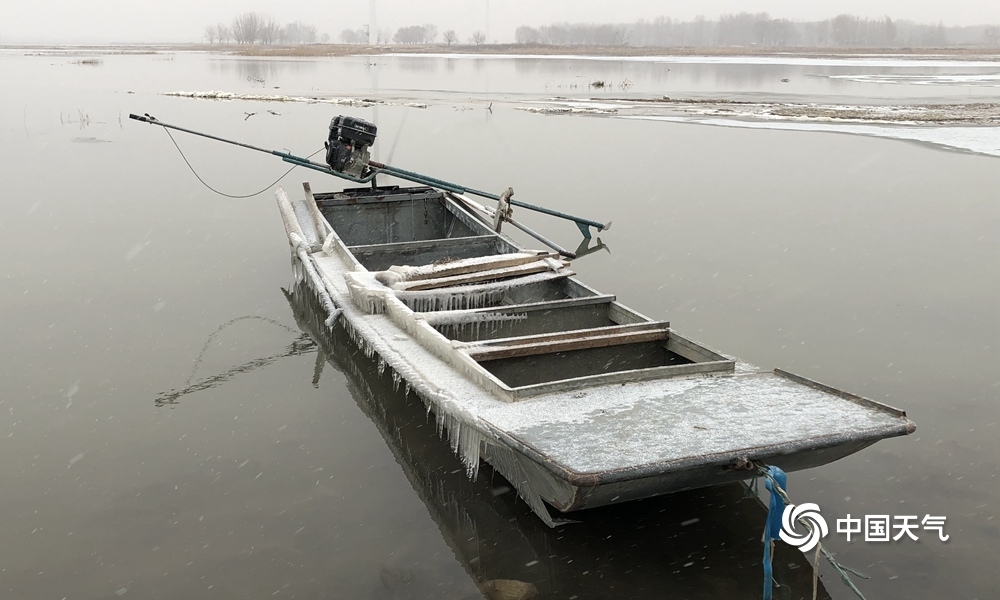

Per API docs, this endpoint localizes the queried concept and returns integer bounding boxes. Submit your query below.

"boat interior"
[315,186,735,398]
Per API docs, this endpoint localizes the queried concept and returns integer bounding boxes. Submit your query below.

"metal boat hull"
[277,183,915,524]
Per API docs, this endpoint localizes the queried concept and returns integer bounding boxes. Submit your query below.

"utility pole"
[485,0,490,43]
[369,0,377,44]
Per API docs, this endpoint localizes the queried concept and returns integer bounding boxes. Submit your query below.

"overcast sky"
[3,0,999,44]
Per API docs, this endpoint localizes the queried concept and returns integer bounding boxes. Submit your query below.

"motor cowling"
[325,115,377,178]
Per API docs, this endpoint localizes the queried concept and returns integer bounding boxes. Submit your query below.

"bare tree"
[512,14,978,48]
[515,26,539,44]
[260,14,281,44]
[231,12,262,44]
[393,26,421,44]
[341,28,367,44]
[393,25,437,44]
[282,21,318,44]
[881,16,897,45]
[471,30,486,45]
[443,30,458,45]
[204,25,218,44]
[831,14,860,46]
[986,25,1000,45]
[216,24,231,44]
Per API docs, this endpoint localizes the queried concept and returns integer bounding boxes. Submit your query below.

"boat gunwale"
[301,185,917,491]
[487,388,917,487]
[320,191,743,398]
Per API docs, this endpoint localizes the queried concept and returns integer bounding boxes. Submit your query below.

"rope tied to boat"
[758,465,870,600]
[761,466,785,600]
[493,187,514,232]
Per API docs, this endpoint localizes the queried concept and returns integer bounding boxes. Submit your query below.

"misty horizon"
[3,0,1000,45]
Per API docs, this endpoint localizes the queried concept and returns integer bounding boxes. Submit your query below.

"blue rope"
[762,466,787,600]
[758,465,870,600]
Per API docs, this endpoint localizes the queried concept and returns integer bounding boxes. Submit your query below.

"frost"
[277,185,911,527]
[297,252,572,524]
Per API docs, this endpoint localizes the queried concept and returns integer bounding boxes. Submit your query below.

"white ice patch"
[165,91,381,106]
[165,91,434,109]
[540,99,632,110]
[517,106,617,115]
[622,115,1000,158]
[535,97,1000,126]
[825,73,1000,86]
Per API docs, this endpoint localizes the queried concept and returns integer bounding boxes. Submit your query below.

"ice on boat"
[276,183,915,525]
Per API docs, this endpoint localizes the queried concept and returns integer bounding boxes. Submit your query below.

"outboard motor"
[325,115,377,178]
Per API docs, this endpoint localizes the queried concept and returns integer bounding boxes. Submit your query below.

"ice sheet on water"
[165,90,382,107]
[825,73,1000,86]
[517,106,617,115]
[623,115,1000,158]
[164,91,437,110]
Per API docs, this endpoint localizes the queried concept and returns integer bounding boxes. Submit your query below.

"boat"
[276,181,916,526]
[128,111,915,526]
[284,282,834,599]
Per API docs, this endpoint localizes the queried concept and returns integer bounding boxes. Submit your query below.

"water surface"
[1,49,998,599]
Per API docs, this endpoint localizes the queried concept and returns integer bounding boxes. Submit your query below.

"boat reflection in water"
[285,284,832,600]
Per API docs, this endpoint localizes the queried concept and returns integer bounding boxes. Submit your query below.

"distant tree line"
[393,24,438,44]
[338,24,484,46]
[204,13,327,45]
[202,13,999,47]
[515,14,1000,47]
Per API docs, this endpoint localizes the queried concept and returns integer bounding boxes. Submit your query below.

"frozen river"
[1,48,998,599]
